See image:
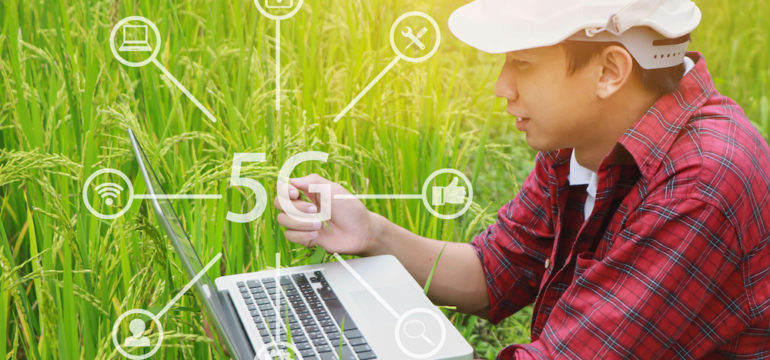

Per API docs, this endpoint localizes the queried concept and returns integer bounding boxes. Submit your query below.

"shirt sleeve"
[503,197,750,359]
[471,153,556,323]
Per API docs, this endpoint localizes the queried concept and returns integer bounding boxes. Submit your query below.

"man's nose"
[494,62,519,101]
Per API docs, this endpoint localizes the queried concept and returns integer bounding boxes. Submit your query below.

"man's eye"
[508,59,529,67]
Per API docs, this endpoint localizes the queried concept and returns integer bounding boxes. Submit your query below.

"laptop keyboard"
[237,271,377,360]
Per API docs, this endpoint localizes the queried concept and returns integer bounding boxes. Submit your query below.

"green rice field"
[1,0,768,358]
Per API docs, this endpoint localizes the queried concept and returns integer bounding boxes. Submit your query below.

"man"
[274,0,770,358]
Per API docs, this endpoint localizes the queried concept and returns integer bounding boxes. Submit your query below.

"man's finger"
[290,173,331,192]
[277,212,323,231]
[276,181,300,200]
[273,197,316,213]
[284,230,319,247]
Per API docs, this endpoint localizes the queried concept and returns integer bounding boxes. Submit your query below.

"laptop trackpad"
[347,284,442,357]
[349,283,426,318]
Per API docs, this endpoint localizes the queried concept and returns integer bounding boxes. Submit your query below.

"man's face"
[495,44,601,152]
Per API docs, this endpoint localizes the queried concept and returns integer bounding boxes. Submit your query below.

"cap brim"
[448,0,607,54]
[449,0,546,54]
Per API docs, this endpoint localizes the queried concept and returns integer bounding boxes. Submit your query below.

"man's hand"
[274,174,381,255]
[274,174,489,317]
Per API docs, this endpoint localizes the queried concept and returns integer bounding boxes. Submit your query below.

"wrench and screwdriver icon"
[401,26,428,50]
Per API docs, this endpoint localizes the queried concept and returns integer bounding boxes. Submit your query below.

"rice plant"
[1,0,767,359]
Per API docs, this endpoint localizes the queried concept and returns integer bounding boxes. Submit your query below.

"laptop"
[119,25,152,52]
[128,128,473,360]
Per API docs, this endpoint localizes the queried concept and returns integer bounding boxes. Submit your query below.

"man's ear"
[596,45,635,99]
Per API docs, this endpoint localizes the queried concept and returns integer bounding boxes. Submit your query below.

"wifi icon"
[95,183,124,206]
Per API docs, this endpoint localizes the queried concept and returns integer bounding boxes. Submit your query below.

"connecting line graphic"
[332,56,401,123]
[332,253,401,319]
[333,193,421,200]
[152,252,222,321]
[135,194,222,200]
[276,20,282,114]
[274,252,282,341]
[151,59,218,123]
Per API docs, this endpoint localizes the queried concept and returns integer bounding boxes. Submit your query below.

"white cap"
[448,0,701,69]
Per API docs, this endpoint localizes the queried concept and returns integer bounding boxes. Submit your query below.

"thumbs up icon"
[431,177,467,206]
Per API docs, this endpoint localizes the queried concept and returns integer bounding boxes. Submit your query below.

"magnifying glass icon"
[403,320,436,346]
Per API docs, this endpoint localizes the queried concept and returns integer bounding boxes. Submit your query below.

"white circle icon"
[421,168,473,220]
[112,309,164,360]
[394,308,447,359]
[389,11,441,63]
[83,168,135,220]
[110,16,162,68]
[253,0,304,21]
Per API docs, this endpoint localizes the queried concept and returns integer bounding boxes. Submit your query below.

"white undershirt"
[569,56,696,221]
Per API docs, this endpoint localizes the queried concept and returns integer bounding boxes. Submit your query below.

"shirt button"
[544,259,550,270]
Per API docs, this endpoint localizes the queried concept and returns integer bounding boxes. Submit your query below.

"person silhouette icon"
[124,319,151,348]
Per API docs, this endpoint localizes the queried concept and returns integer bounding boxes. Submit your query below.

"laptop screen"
[128,128,251,359]
[131,129,213,293]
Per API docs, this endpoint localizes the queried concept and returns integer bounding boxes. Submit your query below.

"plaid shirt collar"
[617,52,713,178]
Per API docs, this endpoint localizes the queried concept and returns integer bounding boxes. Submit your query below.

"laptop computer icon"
[119,24,152,52]
[127,128,473,359]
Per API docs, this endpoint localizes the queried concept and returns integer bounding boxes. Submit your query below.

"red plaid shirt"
[472,52,770,359]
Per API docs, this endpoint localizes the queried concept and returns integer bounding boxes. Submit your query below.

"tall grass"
[1,0,768,359]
